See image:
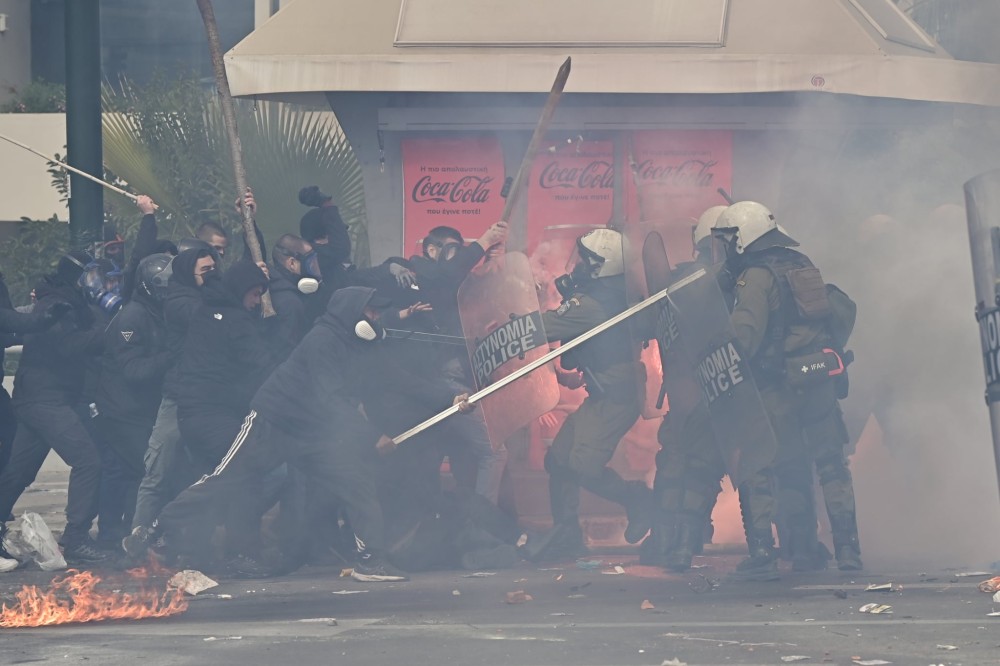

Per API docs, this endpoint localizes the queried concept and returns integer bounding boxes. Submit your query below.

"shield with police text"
[643,232,703,424]
[665,263,778,488]
[459,251,560,448]
[965,169,1000,496]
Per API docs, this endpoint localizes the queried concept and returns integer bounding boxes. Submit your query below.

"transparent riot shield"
[459,251,560,448]
[964,169,1000,498]
[665,264,779,488]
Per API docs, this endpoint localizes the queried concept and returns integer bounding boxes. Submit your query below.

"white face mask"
[354,319,384,342]
[297,277,320,294]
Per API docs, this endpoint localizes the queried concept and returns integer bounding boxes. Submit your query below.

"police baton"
[392,267,708,445]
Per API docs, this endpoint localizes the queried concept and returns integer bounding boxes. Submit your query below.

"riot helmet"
[135,253,173,303]
[713,201,797,256]
[692,205,728,257]
[79,258,124,314]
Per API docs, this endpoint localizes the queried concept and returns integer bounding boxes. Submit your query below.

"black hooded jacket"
[12,278,104,407]
[409,243,485,336]
[251,286,452,445]
[177,261,281,419]
[95,289,170,426]
[161,249,210,400]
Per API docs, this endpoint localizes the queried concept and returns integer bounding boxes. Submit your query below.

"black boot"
[788,522,829,572]
[664,514,702,572]
[731,531,779,581]
[639,514,675,567]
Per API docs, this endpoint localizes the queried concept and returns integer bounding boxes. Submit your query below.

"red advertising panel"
[526,140,615,253]
[402,136,506,257]
[625,130,733,262]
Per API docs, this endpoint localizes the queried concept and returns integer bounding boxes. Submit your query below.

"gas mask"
[296,250,323,294]
[354,317,385,342]
[79,262,123,315]
[433,241,462,262]
[554,247,600,300]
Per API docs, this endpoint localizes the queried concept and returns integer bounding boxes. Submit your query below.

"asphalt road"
[1,459,998,666]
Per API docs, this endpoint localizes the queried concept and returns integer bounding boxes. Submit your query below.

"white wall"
[0,0,30,107]
[0,113,68,222]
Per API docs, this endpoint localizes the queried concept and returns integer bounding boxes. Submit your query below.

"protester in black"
[0,251,108,563]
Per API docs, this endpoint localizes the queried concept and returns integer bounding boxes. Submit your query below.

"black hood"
[216,260,268,307]
[323,286,376,333]
[170,248,211,290]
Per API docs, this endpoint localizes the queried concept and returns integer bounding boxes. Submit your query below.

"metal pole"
[0,133,137,201]
[393,267,707,444]
[64,0,103,249]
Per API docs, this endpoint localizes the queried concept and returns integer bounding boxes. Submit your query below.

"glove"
[388,262,417,289]
[42,302,72,324]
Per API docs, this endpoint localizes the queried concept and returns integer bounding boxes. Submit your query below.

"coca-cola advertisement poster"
[625,130,733,257]
[526,140,615,252]
[402,136,506,256]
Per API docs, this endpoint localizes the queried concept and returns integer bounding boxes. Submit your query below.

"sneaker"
[0,524,20,562]
[63,538,112,564]
[351,556,409,582]
[121,524,158,559]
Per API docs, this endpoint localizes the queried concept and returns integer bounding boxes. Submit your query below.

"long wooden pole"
[500,57,571,248]
[196,0,275,317]
[393,267,707,444]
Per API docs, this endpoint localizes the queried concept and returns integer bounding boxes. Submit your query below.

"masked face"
[193,256,216,287]
[429,240,461,262]
[79,264,123,314]
[298,250,322,280]
[711,227,741,261]
[355,305,385,341]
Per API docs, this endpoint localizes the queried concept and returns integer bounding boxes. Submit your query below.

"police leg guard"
[664,512,703,572]
[544,450,581,528]
[830,513,863,571]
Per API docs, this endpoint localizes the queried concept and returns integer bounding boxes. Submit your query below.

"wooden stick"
[196,0,275,317]
[393,267,707,444]
[0,132,137,201]
[500,57,572,240]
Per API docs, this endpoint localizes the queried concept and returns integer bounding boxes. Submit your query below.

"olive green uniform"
[539,276,646,536]
[729,248,860,571]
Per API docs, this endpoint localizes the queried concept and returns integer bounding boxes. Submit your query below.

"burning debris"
[0,567,188,627]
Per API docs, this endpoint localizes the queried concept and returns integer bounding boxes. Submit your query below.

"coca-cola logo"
[635,159,718,188]
[412,175,493,204]
[538,160,615,190]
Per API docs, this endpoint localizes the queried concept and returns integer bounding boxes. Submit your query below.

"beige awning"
[226,0,1000,107]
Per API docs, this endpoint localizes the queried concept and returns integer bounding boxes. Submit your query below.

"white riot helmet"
[714,201,797,254]
[692,205,728,248]
[573,228,625,279]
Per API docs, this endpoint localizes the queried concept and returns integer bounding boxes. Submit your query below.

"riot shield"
[643,232,702,423]
[623,226,668,420]
[665,264,779,488]
[965,169,1000,497]
[459,251,560,448]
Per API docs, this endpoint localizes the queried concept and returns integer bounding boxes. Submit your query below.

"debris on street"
[505,590,532,604]
[168,570,218,596]
[858,603,893,614]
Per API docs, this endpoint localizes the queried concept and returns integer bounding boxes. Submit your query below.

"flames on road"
[0,564,188,627]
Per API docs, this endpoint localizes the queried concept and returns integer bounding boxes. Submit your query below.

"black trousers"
[0,401,100,544]
[0,388,16,478]
[93,415,152,544]
[157,410,385,556]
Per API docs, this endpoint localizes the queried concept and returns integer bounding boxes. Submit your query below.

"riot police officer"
[524,228,651,562]
[713,201,861,578]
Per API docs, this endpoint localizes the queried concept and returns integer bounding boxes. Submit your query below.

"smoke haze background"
[764,77,1000,568]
